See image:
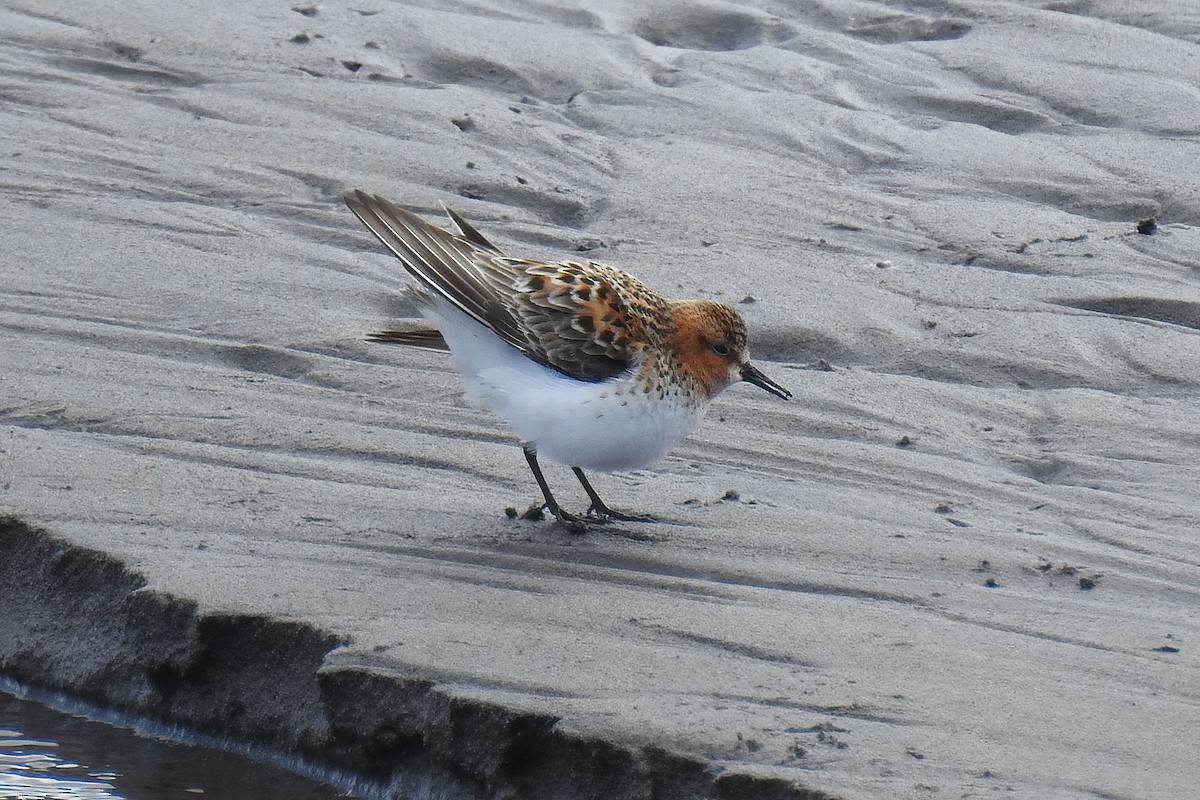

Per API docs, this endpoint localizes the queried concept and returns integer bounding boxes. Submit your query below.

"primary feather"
[345,190,662,382]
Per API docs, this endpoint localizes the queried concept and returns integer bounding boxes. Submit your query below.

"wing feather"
[346,191,658,382]
[345,191,529,354]
[441,203,502,254]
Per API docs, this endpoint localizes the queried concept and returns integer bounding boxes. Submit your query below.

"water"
[0,682,367,800]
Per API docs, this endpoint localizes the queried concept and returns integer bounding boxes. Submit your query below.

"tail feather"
[367,328,450,351]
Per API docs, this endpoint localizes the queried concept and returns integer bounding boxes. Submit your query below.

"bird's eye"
[710,341,730,356]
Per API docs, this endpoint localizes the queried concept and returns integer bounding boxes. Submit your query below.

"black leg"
[523,445,586,533]
[571,467,656,524]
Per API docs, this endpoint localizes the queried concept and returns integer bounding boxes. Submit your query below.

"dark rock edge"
[0,516,836,800]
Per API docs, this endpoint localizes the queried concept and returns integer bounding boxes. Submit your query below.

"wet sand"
[2,1,1198,798]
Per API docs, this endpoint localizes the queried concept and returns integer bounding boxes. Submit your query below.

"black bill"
[741,363,792,400]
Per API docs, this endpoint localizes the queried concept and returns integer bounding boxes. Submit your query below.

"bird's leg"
[523,445,586,533]
[572,467,656,524]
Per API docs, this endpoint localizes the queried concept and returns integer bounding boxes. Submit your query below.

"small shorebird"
[346,191,791,532]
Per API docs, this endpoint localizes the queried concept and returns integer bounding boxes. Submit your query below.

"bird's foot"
[553,508,589,534]
[585,503,656,525]
[516,501,652,533]
[528,502,589,534]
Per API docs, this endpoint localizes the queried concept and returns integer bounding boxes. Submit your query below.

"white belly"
[423,299,705,472]
[501,381,705,472]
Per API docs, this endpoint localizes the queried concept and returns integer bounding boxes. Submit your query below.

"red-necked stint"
[346,191,791,532]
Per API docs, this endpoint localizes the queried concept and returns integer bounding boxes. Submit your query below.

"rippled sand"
[2,2,1198,798]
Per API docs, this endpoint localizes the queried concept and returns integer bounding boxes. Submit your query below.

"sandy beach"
[2,1,1198,797]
